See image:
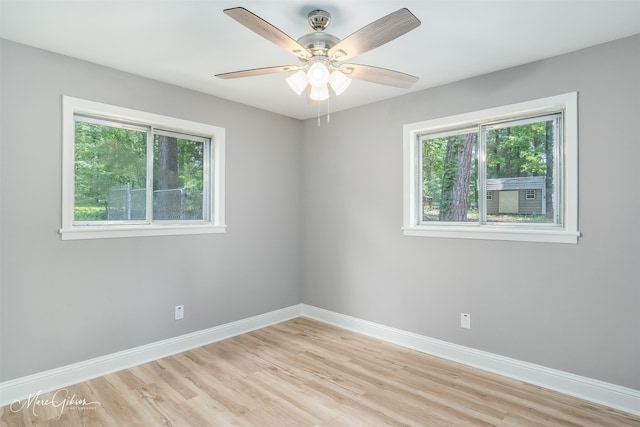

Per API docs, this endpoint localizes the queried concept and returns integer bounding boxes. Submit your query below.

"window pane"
[153,134,206,220]
[484,116,558,224]
[74,121,147,221]
[421,131,478,222]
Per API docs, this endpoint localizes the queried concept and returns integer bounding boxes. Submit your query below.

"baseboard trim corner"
[0,304,303,407]
[301,304,640,417]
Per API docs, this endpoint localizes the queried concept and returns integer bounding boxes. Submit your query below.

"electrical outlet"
[461,313,471,329]
[175,305,184,320]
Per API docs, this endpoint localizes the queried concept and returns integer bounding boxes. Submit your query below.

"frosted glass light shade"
[307,62,330,87]
[286,70,307,95]
[309,84,330,101]
[329,70,352,95]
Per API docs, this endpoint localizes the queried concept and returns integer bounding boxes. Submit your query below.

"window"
[403,93,579,243]
[61,96,226,240]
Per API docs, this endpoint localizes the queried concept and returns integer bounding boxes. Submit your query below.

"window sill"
[402,225,580,244]
[59,223,226,240]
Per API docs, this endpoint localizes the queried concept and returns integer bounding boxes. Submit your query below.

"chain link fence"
[108,184,203,221]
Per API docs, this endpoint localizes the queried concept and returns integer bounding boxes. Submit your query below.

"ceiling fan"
[215,7,421,102]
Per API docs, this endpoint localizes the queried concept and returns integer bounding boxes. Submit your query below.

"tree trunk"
[155,135,180,220]
[545,122,555,220]
[157,135,179,190]
[439,133,475,221]
[494,130,501,177]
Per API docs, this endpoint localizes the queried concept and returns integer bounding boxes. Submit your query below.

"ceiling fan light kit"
[216,6,421,105]
[286,70,308,95]
[309,84,330,102]
[329,70,351,96]
[307,61,330,87]
[287,61,353,101]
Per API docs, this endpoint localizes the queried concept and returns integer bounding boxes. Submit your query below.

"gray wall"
[302,35,640,390]
[0,40,303,381]
[2,35,639,392]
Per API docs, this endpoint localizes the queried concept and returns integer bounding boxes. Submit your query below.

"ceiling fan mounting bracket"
[307,10,331,31]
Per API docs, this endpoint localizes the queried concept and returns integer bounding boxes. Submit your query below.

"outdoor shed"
[486,176,546,215]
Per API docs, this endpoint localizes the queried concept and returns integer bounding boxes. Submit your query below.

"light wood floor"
[2,317,639,426]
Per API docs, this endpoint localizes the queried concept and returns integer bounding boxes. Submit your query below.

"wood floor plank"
[2,317,639,426]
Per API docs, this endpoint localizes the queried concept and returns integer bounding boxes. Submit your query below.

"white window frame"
[403,92,579,244]
[60,96,226,240]
[525,189,536,200]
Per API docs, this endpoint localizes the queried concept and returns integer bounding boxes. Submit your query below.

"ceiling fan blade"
[224,7,310,59]
[328,8,420,62]
[215,65,301,79]
[340,64,419,89]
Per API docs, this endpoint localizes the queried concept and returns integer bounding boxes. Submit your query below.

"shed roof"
[486,176,545,191]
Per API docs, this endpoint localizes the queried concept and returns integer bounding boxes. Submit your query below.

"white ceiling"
[2,1,639,120]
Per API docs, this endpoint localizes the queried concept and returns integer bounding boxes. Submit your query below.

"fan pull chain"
[315,98,332,127]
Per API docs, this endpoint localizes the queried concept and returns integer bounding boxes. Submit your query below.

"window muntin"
[61,96,226,240]
[403,93,579,243]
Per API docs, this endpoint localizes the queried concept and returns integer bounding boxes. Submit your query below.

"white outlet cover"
[175,305,184,320]
[461,313,471,329]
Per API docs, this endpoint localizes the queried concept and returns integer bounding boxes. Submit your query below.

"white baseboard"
[301,304,640,417]
[0,304,303,407]
[3,303,638,417]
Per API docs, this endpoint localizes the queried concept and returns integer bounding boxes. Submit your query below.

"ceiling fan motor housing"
[297,32,340,58]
